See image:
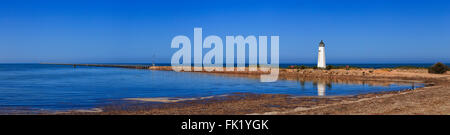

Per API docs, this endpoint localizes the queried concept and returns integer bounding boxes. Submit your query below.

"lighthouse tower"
[317,40,326,68]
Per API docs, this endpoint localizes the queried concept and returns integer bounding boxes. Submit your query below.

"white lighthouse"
[317,40,326,68]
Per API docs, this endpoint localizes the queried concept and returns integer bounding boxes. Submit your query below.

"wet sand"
[62,66,450,115]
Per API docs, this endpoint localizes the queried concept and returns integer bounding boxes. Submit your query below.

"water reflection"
[300,79,419,96]
[154,72,424,96]
[310,80,332,96]
[317,81,326,96]
[155,71,423,97]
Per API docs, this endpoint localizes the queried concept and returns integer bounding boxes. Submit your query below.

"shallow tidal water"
[0,64,422,111]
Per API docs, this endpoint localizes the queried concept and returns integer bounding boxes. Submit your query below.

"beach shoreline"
[50,65,450,115]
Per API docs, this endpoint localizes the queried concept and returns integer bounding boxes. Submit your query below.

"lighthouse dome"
[319,40,325,47]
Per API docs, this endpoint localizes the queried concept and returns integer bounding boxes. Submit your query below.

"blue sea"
[0,64,425,111]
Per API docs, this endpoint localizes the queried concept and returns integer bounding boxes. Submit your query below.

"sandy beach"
[60,66,450,115]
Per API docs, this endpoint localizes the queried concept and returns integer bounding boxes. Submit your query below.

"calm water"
[0,64,422,111]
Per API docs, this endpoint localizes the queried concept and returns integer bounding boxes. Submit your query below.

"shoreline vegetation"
[36,63,450,114]
[285,63,450,71]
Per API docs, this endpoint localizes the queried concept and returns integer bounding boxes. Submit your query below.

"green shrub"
[428,62,448,74]
[326,65,334,70]
[394,66,425,69]
[300,65,306,69]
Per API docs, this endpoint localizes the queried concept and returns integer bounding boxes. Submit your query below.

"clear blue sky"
[0,0,449,63]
